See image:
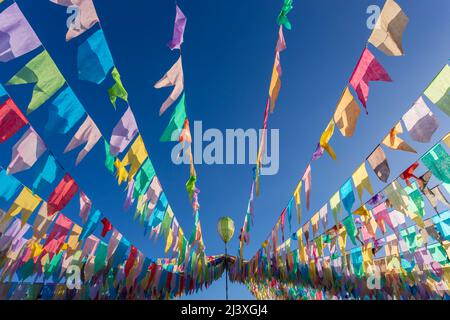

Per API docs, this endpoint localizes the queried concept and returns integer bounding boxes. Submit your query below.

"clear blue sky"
[0,0,449,300]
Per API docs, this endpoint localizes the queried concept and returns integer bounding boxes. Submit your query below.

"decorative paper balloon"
[217,216,235,244]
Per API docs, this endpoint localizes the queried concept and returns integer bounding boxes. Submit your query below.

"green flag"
[108,67,128,108]
[277,0,294,30]
[103,139,115,174]
[186,173,197,200]
[160,93,187,142]
[342,214,358,245]
[424,64,449,116]
[7,50,65,114]
[133,158,156,197]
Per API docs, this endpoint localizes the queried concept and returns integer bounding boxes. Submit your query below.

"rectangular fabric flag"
[154,57,184,116]
[79,190,91,224]
[368,0,408,56]
[269,26,287,113]
[352,162,374,201]
[382,121,416,153]
[0,169,21,201]
[0,3,41,62]
[79,209,101,241]
[367,145,390,182]
[161,93,187,142]
[43,213,72,258]
[0,98,28,143]
[120,135,148,180]
[31,203,57,241]
[342,214,358,246]
[134,159,156,197]
[50,0,99,41]
[340,179,355,214]
[402,96,439,143]
[6,50,65,114]
[349,48,392,112]
[64,115,101,165]
[109,106,138,156]
[424,64,449,116]
[384,180,412,215]
[302,165,312,211]
[329,191,341,226]
[32,155,60,195]
[7,127,46,175]
[77,29,114,84]
[333,87,361,137]
[46,87,85,134]
[2,187,41,227]
[421,143,450,184]
[47,174,79,216]
[168,5,187,50]
[277,0,293,30]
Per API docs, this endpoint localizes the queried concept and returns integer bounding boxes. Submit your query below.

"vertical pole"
[225,243,229,300]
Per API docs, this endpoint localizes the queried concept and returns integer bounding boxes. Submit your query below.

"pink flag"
[110,106,138,156]
[349,48,392,112]
[64,116,101,165]
[42,214,73,258]
[302,165,312,211]
[0,98,28,143]
[47,174,79,216]
[107,228,122,260]
[7,127,46,174]
[50,0,99,41]
[154,57,184,116]
[79,190,91,224]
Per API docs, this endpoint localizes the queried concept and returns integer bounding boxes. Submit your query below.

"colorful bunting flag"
[382,122,416,153]
[2,187,41,227]
[160,93,187,142]
[47,174,78,216]
[333,87,361,137]
[423,64,450,116]
[352,162,374,202]
[46,87,85,134]
[368,0,408,56]
[109,106,138,156]
[64,115,102,165]
[349,48,392,112]
[50,0,99,41]
[402,96,439,143]
[6,50,65,114]
[421,143,450,184]
[77,29,114,84]
[0,3,41,62]
[277,0,294,30]
[0,98,28,144]
[108,67,128,108]
[7,128,46,175]
[154,57,184,116]
[319,119,337,160]
[367,145,390,182]
[340,179,355,214]
[32,155,60,195]
[302,165,312,211]
[120,135,148,180]
[168,5,187,50]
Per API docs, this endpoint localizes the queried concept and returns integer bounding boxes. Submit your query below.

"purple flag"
[0,3,41,62]
[311,143,324,161]
[8,128,47,175]
[110,106,138,156]
[168,5,187,50]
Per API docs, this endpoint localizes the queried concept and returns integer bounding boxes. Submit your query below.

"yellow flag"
[333,87,361,137]
[269,62,281,112]
[121,135,148,180]
[293,180,302,223]
[353,205,370,217]
[352,162,374,201]
[320,119,337,160]
[114,159,129,185]
[3,186,41,226]
[382,122,416,153]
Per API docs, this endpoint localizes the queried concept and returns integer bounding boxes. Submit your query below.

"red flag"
[400,162,420,187]
[101,217,112,237]
[47,174,79,216]
[0,98,28,143]
[349,48,392,113]
[125,245,138,277]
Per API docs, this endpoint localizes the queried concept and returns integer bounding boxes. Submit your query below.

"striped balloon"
[217,216,235,244]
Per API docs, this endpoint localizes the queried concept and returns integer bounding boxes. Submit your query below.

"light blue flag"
[0,168,21,201]
[0,84,7,97]
[350,247,364,278]
[340,178,355,214]
[151,192,168,228]
[32,155,60,194]
[421,143,450,184]
[46,87,85,134]
[80,209,102,241]
[77,29,114,84]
